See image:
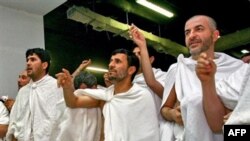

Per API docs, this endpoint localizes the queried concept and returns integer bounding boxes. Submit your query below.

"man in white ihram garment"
[56,59,102,141]
[132,15,245,141]
[132,46,168,136]
[157,15,244,141]
[6,48,64,141]
[0,101,9,141]
[196,52,250,132]
[56,48,160,141]
[129,24,176,141]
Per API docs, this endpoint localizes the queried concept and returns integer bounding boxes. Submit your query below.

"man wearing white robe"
[0,102,9,141]
[162,53,243,141]
[224,64,250,125]
[56,48,160,141]
[129,19,176,141]
[196,53,250,132]
[6,48,63,141]
[129,15,246,141]
[132,46,168,140]
[132,46,168,116]
[56,71,102,141]
[158,15,244,141]
[75,83,159,141]
[56,93,102,141]
[133,67,167,120]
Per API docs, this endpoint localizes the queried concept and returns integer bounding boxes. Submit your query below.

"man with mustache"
[57,48,160,141]
[6,48,63,141]
[130,15,244,141]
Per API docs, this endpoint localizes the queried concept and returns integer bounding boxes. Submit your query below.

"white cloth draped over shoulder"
[133,68,167,121]
[0,102,9,141]
[133,68,169,141]
[55,91,102,141]
[6,75,63,141]
[215,63,250,125]
[161,53,244,141]
[0,102,9,124]
[74,83,160,141]
[216,63,249,110]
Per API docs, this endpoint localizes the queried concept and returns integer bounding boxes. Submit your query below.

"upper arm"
[162,85,177,108]
[148,81,164,98]
[71,95,101,108]
[0,103,8,137]
[161,85,178,121]
[0,124,8,137]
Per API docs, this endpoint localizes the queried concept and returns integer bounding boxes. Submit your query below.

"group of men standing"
[1,14,249,141]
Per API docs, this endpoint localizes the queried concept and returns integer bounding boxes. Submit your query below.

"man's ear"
[213,30,220,41]
[128,66,136,75]
[149,56,155,64]
[42,62,48,70]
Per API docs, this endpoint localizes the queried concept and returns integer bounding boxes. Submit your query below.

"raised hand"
[129,24,147,49]
[72,59,92,78]
[196,52,217,82]
[103,72,112,87]
[56,68,73,89]
[78,59,92,71]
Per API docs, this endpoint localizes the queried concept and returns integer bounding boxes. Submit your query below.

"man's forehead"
[27,54,39,59]
[111,53,127,59]
[185,16,208,30]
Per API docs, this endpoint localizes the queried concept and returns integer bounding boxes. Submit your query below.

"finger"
[129,24,135,34]
[55,72,64,78]
[131,23,139,30]
[208,58,216,69]
[82,60,88,64]
[130,23,136,29]
[197,57,210,68]
[131,27,138,34]
[196,61,206,71]
[62,68,71,77]
[128,29,133,38]
[130,25,138,34]
[87,59,92,65]
[57,81,61,88]
[200,52,207,59]
[57,76,63,88]
[196,68,211,74]
[176,106,181,112]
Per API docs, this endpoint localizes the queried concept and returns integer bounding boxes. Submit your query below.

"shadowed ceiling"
[44,0,250,83]
[45,0,250,57]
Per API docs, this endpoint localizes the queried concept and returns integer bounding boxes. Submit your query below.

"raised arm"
[129,24,164,98]
[56,68,100,108]
[196,53,226,132]
[71,59,91,79]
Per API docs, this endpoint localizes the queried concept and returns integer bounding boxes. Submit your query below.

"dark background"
[44,0,250,85]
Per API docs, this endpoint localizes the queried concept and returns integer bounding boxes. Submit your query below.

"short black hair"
[241,52,250,59]
[147,46,159,57]
[26,48,51,73]
[111,48,139,80]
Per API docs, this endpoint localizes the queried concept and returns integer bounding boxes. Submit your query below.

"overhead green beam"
[67,5,188,57]
[67,5,250,58]
[215,27,250,52]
